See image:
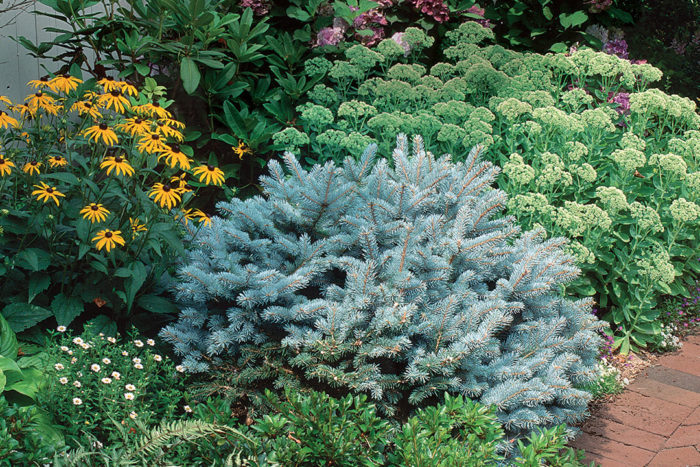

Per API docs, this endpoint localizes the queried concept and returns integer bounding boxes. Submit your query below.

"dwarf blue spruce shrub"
[162,135,603,437]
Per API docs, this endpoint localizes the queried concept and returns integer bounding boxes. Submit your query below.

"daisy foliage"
[0,72,224,330]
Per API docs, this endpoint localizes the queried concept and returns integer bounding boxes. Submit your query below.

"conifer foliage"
[161,135,603,435]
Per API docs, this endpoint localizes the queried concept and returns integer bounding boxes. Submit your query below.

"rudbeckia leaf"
[1,303,52,332]
[51,293,84,327]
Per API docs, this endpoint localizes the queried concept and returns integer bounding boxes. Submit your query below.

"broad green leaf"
[86,315,117,337]
[28,274,51,303]
[16,248,52,271]
[51,294,84,327]
[2,303,52,332]
[549,42,568,53]
[126,262,148,311]
[180,57,201,94]
[0,314,18,359]
[136,294,180,314]
[559,10,588,29]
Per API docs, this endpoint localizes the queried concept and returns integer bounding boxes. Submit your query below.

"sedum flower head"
[496,98,532,121]
[316,129,347,149]
[303,57,333,77]
[669,198,700,224]
[503,153,535,186]
[345,45,384,71]
[596,186,628,214]
[308,84,339,107]
[556,202,611,237]
[387,63,425,83]
[610,148,646,172]
[619,132,646,151]
[636,247,675,285]
[272,127,310,153]
[337,100,377,121]
[563,141,588,162]
[532,106,583,134]
[507,192,555,217]
[580,108,615,133]
[298,103,334,128]
[437,123,467,144]
[687,172,700,193]
[568,241,596,265]
[629,202,663,234]
[432,101,473,124]
[561,88,593,109]
[340,132,376,155]
[376,37,406,61]
[649,153,687,178]
[573,163,597,183]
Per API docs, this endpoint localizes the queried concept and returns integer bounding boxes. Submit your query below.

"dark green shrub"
[0,396,64,465]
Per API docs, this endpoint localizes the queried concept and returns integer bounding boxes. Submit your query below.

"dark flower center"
[152,102,160,107]
[91,205,99,211]
[106,77,114,81]
[84,102,92,108]
[207,164,215,171]
[110,90,121,97]
[0,110,4,116]
[46,187,54,194]
[40,77,48,82]
[35,92,43,97]
[157,121,164,127]
[105,231,113,238]
[151,134,160,140]
[169,144,180,152]
[30,161,37,165]
[99,123,108,130]
[114,156,123,163]
[185,184,193,190]
[134,118,142,124]
[162,184,171,192]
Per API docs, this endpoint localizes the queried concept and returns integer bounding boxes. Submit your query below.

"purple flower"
[603,38,629,59]
[607,91,630,115]
[315,26,346,47]
[239,0,271,16]
[410,0,450,23]
[466,4,491,28]
[356,27,386,46]
[587,0,612,13]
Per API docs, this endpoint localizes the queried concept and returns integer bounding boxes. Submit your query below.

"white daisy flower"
[72,337,84,345]
[133,340,144,347]
[54,363,65,371]
[132,357,141,364]
[80,343,91,350]
[57,326,67,332]
[125,384,136,391]
[146,339,155,346]
[175,365,185,373]
[134,363,143,370]
[122,351,129,356]
[153,354,162,362]
[73,397,83,405]
[101,377,112,384]
[124,392,135,400]
[60,346,69,352]
[111,371,121,379]
[59,377,68,384]
[90,364,101,372]
[107,337,116,343]
[71,357,77,364]
[102,358,111,365]
[184,405,193,413]
[73,381,82,388]
[129,411,137,419]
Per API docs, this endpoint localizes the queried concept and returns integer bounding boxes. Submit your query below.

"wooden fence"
[0,1,98,104]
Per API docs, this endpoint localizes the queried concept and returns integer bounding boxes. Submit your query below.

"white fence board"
[0,1,100,104]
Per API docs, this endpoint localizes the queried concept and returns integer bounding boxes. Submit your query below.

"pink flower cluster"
[586,0,612,14]
[410,0,450,23]
[316,18,349,47]
[353,7,390,46]
[466,4,491,28]
[239,0,271,16]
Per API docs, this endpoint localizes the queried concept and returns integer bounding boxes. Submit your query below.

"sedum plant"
[278,22,700,353]
[162,135,603,437]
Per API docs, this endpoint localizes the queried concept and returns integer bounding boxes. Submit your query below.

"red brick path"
[571,334,700,466]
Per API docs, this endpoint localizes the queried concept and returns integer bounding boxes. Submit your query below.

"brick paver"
[571,332,700,466]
